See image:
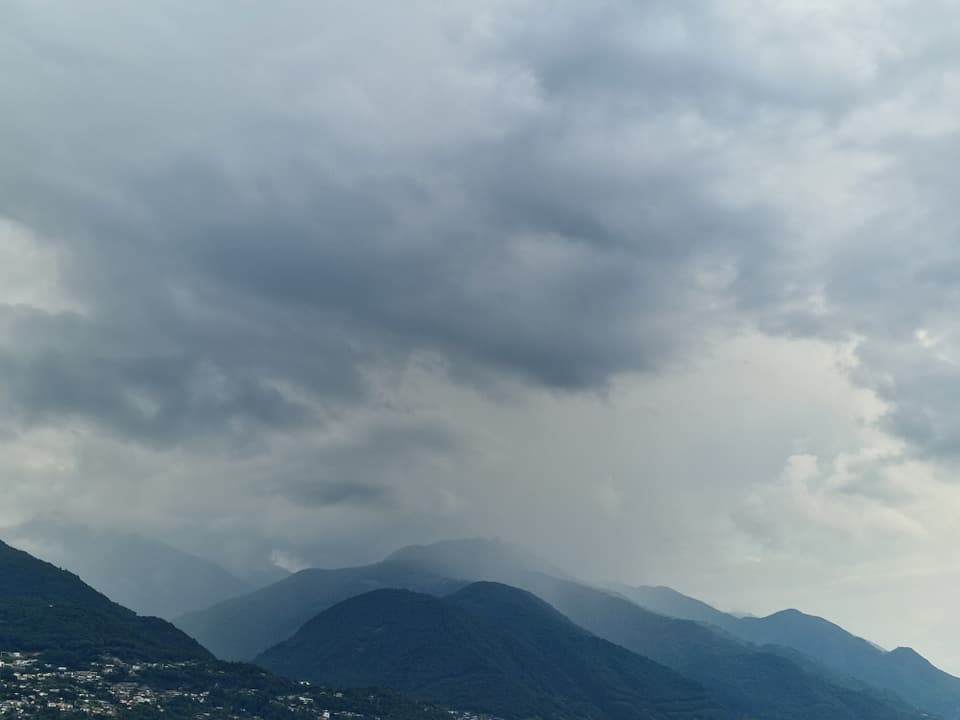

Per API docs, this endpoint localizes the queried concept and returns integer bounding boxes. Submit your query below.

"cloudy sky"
[5,0,960,671]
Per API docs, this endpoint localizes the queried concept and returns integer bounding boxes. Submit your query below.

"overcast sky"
[5,0,960,672]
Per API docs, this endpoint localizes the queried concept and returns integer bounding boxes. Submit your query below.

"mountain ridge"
[181,538,930,720]
[617,582,960,718]
[1,519,272,619]
[0,538,211,666]
[256,582,732,720]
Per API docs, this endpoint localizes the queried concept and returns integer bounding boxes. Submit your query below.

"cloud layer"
[5,0,960,672]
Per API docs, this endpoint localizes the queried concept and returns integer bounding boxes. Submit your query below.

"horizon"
[4,0,960,682]
[2,525,950,676]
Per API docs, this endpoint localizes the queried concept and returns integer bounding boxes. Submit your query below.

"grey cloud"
[285,481,394,509]
[273,423,459,509]
[0,1,795,446]
[855,343,960,462]
[500,0,884,116]
[769,138,960,461]
[6,0,951,472]
[10,0,960,673]
[0,305,315,447]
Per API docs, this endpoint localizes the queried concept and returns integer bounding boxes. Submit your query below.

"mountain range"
[176,537,559,661]
[175,538,949,720]
[0,538,473,720]
[176,557,466,661]
[4,530,958,720]
[520,573,923,720]
[615,582,960,720]
[257,583,731,720]
[0,518,289,619]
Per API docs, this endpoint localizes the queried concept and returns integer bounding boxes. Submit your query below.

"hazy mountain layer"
[2,519,264,619]
[175,560,465,660]
[176,538,563,660]
[182,538,928,720]
[618,584,960,720]
[385,537,570,581]
[522,574,924,720]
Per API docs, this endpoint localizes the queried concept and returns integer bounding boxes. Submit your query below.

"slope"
[3,519,259,619]
[175,538,933,719]
[175,560,465,660]
[611,584,735,630]
[385,537,570,582]
[256,582,731,720]
[0,539,211,665]
[513,574,926,720]
[619,584,960,720]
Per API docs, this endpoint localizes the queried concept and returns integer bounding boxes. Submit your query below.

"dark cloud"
[271,424,459,509]
[9,0,960,674]
[285,481,394,509]
[0,1,793,445]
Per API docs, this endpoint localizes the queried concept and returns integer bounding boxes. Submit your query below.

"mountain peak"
[448,581,582,632]
[763,608,836,627]
[384,537,566,581]
[888,646,934,669]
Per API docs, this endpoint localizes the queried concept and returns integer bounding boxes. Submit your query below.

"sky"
[4,0,960,672]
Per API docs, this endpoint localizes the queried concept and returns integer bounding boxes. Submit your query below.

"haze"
[3,0,960,673]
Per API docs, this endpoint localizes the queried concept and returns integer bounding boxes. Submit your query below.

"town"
[0,652,495,720]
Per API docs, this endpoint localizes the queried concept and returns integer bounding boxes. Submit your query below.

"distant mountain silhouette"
[518,574,925,720]
[2,519,268,619]
[177,538,574,660]
[256,582,732,720]
[385,537,569,581]
[617,584,960,720]
[183,538,927,720]
[0,539,211,665]
[610,584,734,629]
[175,559,465,660]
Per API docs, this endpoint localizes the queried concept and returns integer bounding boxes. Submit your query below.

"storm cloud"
[6,0,960,674]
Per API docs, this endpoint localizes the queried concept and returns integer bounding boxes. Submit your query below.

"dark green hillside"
[257,583,731,720]
[0,540,210,665]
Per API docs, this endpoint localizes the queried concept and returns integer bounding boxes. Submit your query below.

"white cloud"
[0,219,79,315]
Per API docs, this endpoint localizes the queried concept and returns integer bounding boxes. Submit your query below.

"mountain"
[2,519,261,619]
[175,559,465,660]
[610,584,734,630]
[517,574,926,720]
[176,538,934,719]
[733,609,960,720]
[0,539,211,666]
[177,538,570,661]
[618,584,960,720]
[256,582,732,720]
[0,539,469,719]
[385,537,569,581]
